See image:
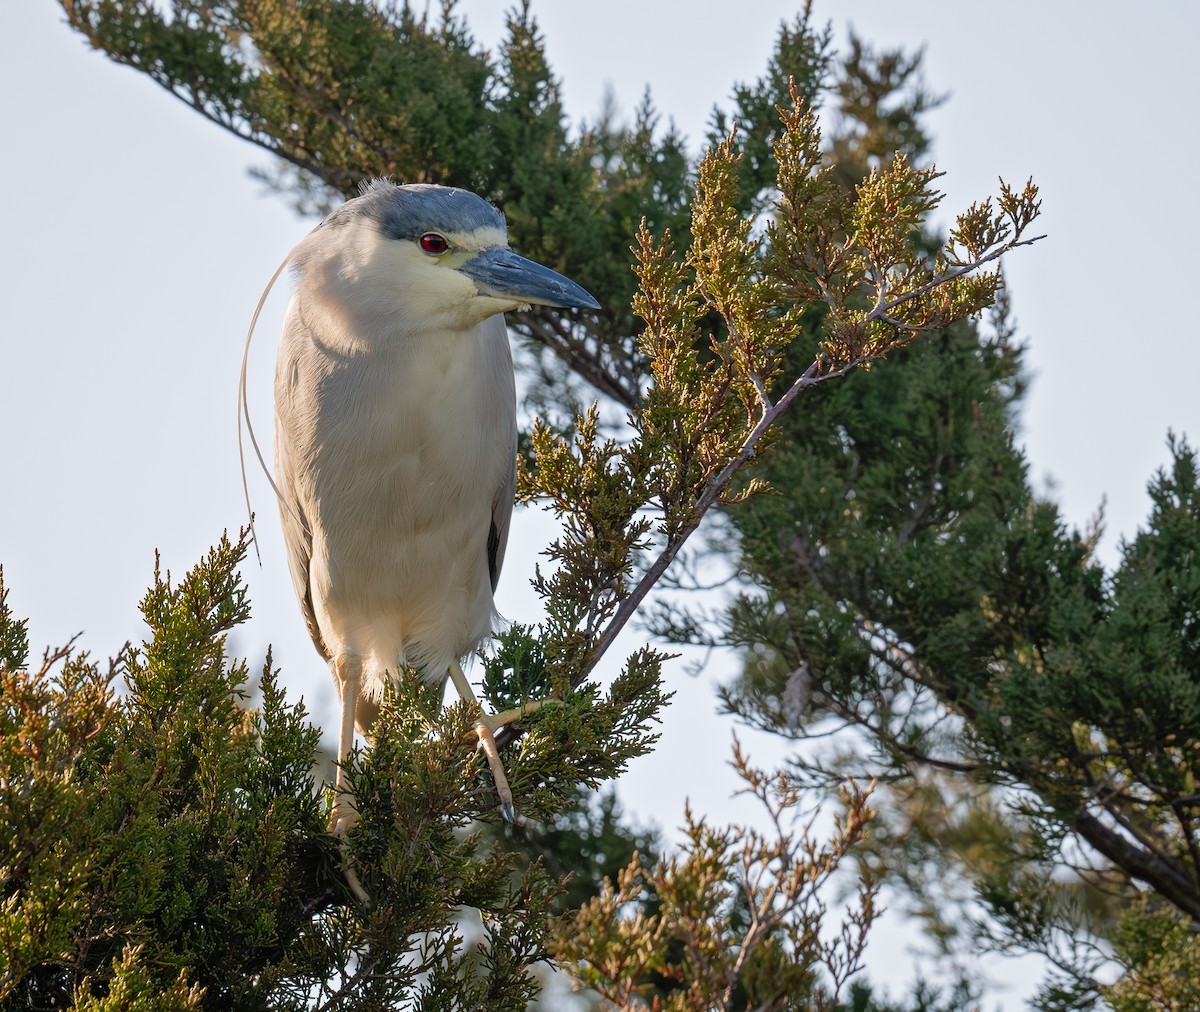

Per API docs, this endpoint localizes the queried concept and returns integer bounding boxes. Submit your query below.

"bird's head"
[293,181,599,336]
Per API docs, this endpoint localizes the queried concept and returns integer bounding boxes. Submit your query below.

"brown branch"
[511,311,642,411]
[867,234,1045,321]
[576,354,864,686]
[1072,809,1200,923]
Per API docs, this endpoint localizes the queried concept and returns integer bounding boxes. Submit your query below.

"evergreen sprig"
[0,534,601,1009]
[551,741,877,1010]
[512,90,1040,728]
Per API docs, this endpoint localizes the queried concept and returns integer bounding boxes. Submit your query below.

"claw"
[447,660,557,822]
[473,718,516,821]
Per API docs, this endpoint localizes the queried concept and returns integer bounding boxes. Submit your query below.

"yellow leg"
[330,654,369,905]
[447,660,551,822]
[483,700,549,729]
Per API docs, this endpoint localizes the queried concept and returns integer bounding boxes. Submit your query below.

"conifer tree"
[708,27,1200,1012]
[0,2,1100,1007]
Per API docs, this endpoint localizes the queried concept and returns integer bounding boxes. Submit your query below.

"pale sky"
[3,2,1198,1007]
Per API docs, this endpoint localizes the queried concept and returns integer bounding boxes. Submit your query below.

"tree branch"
[512,310,643,411]
[577,354,864,685]
[1072,809,1200,923]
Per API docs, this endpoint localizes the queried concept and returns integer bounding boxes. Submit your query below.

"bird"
[260,180,599,867]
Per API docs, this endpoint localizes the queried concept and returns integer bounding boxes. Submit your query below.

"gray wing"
[274,317,330,663]
[488,428,517,592]
[279,483,329,662]
[481,311,518,594]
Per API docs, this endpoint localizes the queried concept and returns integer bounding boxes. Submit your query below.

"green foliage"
[1105,900,1200,1010]
[514,95,1036,739]
[0,570,28,672]
[768,98,1037,365]
[715,62,1198,1003]
[65,0,495,194]
[727,387,1200,958]
[483,639,670,820]
[1,615,116,1003]
[717,236,1200,995]
[552,744,877,1011]
[47,1,1062,1006]
[494,786,661,915]
[706,2,836,214]
[827,34,943,187]
[1,533,646,1009]
[68,945,205,1012]
[1,533,331,1008]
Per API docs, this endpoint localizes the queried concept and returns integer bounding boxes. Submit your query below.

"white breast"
[274,285,516,698]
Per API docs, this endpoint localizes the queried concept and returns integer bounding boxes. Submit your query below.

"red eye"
[419,233,449,255]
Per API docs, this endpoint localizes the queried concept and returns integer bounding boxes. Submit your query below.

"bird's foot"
[472,719,515,822]
[472,699,551,823]
[327,795,359,837]
[329,799,370,905]
[481,699,550,731]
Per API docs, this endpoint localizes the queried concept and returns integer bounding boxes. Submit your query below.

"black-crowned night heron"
[261,181,598,862]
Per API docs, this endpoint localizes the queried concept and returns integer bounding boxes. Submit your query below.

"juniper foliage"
[0,534,655,1009]
[552,744,877,1012]
[705,32,1200,1012]
[20,0,1066,1007]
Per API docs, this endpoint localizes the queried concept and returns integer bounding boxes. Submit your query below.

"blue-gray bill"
[460,247,600,310]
